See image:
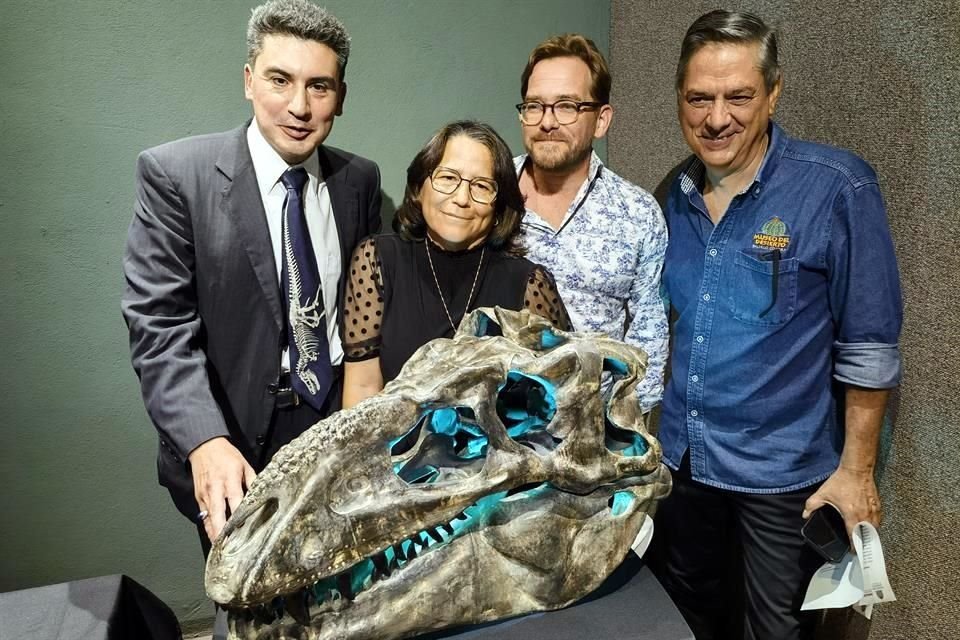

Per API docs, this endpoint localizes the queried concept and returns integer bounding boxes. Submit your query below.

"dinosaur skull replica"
[205,307,671,640]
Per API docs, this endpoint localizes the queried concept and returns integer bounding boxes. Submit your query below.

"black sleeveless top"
[343,234,570,383]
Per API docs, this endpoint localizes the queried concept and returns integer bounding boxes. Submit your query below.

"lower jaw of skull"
[226,486,536,637]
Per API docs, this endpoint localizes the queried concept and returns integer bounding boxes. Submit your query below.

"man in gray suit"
[122,0,381,549]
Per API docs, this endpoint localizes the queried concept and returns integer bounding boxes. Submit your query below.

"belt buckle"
[275,388,300,409]
[269,372,301,409]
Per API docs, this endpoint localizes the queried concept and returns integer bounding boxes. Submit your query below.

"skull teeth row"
[238,513,470,626]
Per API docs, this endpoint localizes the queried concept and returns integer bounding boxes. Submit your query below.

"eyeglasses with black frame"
[429,167,499,205]
[515,100,605,126]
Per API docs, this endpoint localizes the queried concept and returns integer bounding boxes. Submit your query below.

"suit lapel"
[318,146,359,269]
[216,127,284,329]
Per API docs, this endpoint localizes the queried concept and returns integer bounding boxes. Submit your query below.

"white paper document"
[631,515,655,558]
[801,521,896,619]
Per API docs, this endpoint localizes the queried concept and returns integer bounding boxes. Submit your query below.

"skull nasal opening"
[496,370,562,454]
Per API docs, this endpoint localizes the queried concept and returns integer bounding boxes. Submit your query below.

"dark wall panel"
[609,2,960,638]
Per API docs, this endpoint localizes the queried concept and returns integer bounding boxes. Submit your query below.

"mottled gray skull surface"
[205,307,671,639]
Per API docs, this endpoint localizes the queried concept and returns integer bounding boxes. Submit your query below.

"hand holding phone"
[801,503,849,563]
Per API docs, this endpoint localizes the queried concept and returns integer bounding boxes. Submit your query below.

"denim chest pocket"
[728,249,800,326]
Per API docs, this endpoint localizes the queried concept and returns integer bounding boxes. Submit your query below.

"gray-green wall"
[0,0,609,629]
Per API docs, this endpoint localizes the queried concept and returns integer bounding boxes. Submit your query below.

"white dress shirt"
[247,121,344,368]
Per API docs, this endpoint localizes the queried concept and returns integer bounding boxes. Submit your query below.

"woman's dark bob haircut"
[393,120,526,255]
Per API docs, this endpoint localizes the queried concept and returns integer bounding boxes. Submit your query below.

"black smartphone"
[801,504,849,563]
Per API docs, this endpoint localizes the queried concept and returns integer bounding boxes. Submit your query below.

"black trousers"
[648,456,823,640]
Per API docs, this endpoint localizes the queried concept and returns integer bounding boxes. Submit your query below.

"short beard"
[527,138,593,173]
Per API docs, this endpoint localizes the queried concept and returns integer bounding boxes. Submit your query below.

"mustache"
[531,134,568,143]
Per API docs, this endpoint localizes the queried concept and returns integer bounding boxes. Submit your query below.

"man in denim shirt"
[650,10,902,640]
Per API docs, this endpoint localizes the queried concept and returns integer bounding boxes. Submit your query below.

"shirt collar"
[680,121,786,197]
[514,151,604,232]
[514,150,605,183]
[246,119,322,194]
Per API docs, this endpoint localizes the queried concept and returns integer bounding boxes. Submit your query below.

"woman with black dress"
[341,120,571,408]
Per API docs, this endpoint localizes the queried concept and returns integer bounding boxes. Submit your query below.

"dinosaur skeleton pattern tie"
[280,167,333,410]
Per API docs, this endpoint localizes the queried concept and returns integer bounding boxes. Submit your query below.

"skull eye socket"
[390,407,487,486]
[496,370,562,453]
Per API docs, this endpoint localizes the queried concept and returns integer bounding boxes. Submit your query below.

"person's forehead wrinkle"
[527,61,593,98]
[684,66,764,93]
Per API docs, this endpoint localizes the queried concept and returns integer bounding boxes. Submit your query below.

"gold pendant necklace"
[425,239,485,333]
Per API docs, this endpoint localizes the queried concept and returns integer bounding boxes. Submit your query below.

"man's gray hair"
[246,0,351,78]
[676,9,780,93]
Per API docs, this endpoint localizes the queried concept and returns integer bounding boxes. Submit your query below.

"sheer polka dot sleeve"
[524,265,572,331]
[343,236,385,361]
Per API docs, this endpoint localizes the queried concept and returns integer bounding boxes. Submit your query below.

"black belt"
[268,367,343,410]
[267,371,300,409]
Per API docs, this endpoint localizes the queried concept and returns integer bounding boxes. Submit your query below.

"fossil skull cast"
[205,307,671,639]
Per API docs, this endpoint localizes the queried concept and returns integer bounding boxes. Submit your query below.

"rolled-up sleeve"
[828,178,903,389]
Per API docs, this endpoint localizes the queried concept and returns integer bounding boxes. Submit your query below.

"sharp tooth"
[407,544,418,561]
[394,543,407,562]
[426,528,443,544]
[285,590,311,626]
[337,573,354,601]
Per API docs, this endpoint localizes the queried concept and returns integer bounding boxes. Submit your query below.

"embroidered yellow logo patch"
[753,216,791,250]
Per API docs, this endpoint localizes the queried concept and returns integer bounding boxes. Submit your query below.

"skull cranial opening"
[205,307,671,640]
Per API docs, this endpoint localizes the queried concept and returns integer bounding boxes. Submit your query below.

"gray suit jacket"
[122,125,381,517]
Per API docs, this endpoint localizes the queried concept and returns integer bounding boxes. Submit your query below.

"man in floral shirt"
[514,33,668,411]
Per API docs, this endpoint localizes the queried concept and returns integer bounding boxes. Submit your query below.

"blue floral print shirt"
[515,152,669,412]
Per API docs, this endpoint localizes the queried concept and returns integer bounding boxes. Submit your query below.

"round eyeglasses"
[429,167,498,205]
[516,100,605,126]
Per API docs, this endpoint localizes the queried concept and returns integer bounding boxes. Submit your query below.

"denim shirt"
[515,152,669,412]
[661,123,902,492]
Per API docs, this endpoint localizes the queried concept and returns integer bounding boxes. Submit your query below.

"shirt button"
[696,335,704,343]
[709,249,718,257]
[690,409,699,417]
[702,293,711,301]
[255,434,267,446]
[691,374,699,382]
